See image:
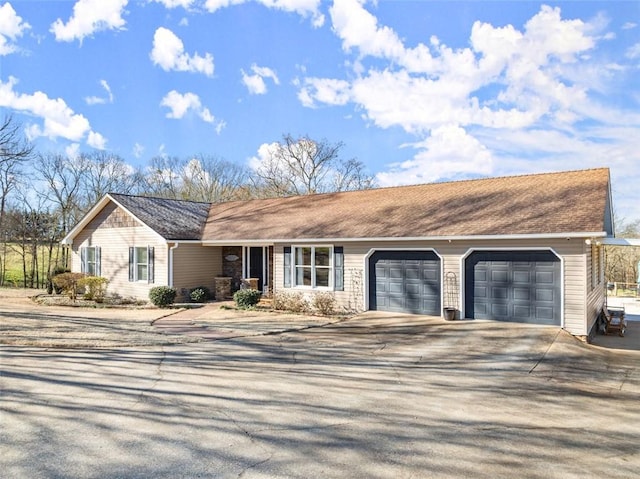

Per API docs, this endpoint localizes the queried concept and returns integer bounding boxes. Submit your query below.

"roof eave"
[200,231,609,245]
[61,193,168,245]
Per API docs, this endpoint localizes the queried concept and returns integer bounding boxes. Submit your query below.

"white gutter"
[168,242,179,287]
[200,232,609,245]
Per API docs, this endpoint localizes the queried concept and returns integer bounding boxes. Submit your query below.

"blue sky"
[1,0,639,221]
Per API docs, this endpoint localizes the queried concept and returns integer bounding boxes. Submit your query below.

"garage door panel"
[474,286,488,298]
[466,251,560,325]
[492,286,509,299]
[405,268,420,280]
[474,270,487,282]
[491,303,509,317]
[389,267,404,279]
[535,306,555,321]
[536,271,554,284]
[535,288,554,302]
[491,270,509,282]
[369,251,441,315]
[513,271,531,283]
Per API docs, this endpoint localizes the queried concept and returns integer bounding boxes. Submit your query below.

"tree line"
[0,116,375,288]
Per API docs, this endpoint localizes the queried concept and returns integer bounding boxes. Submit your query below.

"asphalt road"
[1,299,639,478]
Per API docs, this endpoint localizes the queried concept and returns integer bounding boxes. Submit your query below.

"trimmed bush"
[149,286,177,307]
[312,292,337,315]
[233,288,262,309]
[78,276,109,302]
[272,291,309,313]
[190,286,211,303]
[52,272,86,301]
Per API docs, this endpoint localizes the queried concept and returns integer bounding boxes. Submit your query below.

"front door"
[248,247,265,291]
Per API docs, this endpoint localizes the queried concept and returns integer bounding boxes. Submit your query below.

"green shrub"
[149,286,177,307]
[190,286,211,303]
[233,288,262,309]
[52,272,86,301]
[273,291,309,313]
[312,292,337,315]
[49,266,71,294]
[78,276,109,302]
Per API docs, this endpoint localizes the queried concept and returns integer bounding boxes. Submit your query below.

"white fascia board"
[200,232,608,245]
[61,195,113,245]
[600,238,640,246]
[61,193,167,246]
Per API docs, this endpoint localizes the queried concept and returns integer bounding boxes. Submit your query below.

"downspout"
[169,242,179,287]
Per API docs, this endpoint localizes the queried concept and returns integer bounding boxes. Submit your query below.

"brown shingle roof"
[201,168,611,241]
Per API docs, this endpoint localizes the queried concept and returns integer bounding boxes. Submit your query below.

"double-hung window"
[129,246,154,283]
[294,246,332,288]
[80,246,101,276]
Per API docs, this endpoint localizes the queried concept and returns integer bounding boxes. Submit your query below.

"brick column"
[214,277,232,300]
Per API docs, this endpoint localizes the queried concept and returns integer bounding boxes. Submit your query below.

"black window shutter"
[80,247,87,273]
[96,247,101,277]
[148,246,155,284]
[334,246,344,291]
[283,246,291,288]
[129,247,134,282]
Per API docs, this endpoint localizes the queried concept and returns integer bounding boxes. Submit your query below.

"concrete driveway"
[1,300,639,478]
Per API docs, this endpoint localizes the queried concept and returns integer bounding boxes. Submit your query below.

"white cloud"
[241,64,279,94]
[160,90,217,125]
[626,42,640,60]
[151,0,195,8]
[87,130,107,149]
[50,0,128,43]
[376,125,493,186]
[622,22,637,30]
[85,79,114,105]
[299,3,628,184]
[133,142,144,158]
[150,27,214,76]
[204,0,324,27]
[298,78,350,107]
[65,143,80,159]
[0,76,106,147]
[0,2,31,55]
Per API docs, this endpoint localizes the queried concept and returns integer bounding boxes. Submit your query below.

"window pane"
[87,248,96,262]
[136,247,148,263]
[315,268,330,287]
[296,247,312,266]
[296,266,312,286]
[315,247,330,266]
[138,265,148,281]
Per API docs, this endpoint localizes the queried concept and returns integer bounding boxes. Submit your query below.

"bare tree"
[0,115,34,230]
[34,153,88,267]
[251,134,375,197]
[605,217,640,285]
[144,155,248,202]
[80,151,144,208]
[179,155,248,203]
[143,155,183,199]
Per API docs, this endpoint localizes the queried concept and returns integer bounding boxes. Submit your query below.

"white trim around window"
[80,246,101,276]
[292,245,333,289]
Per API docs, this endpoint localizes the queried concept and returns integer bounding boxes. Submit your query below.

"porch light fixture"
[225,254,239,261]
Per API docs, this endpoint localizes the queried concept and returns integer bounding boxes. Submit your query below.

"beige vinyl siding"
[273,238,591,335]
[585,243,606,336]
[72,215,167,301]
[172,244,222,299]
